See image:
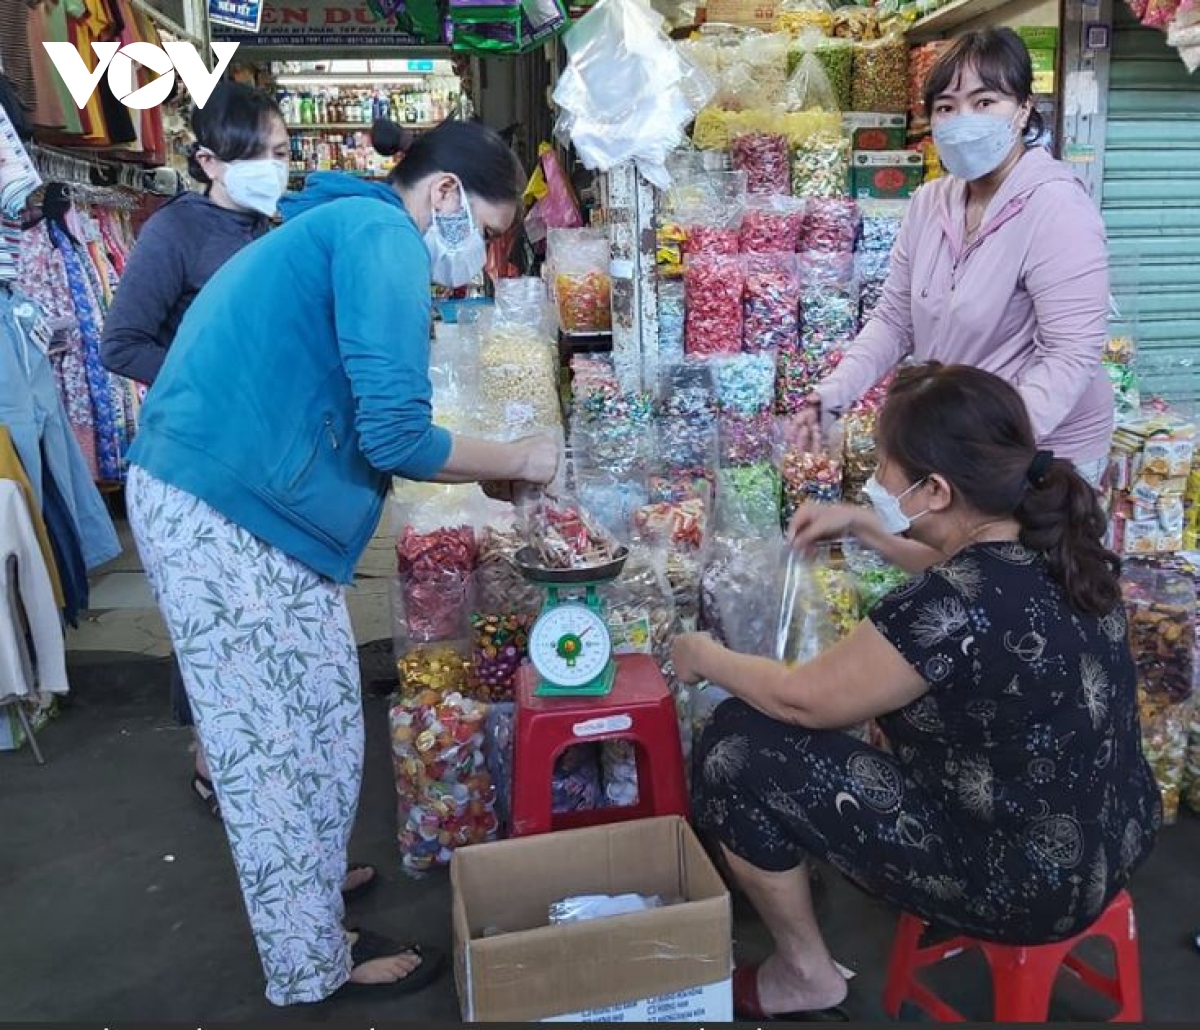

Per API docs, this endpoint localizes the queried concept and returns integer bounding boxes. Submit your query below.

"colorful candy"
[396,525,477,642]
[555,271,612,334]
[743,253,801,353]
[801,197,860,251]
[526,500,620,569]
[470,613,533,702]
[391,693,497,875]
[553,744,603,813]
[397,644,473,702]
[658,279,686,368]
[685,254,745,356]
[683,224,741,257]
[731,132,792,196]
[717,462,781,533]
[852,35,909,114]
[909,42,951,128]
[791,135,851,199]
[715,352,778,415]
[739,201,806,254]
[781,446,843,521]
[719,410,776,465]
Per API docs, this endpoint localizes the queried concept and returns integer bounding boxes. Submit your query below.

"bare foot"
[346,931,423,985]
[755,952,848,1016]
[342,865,375,894]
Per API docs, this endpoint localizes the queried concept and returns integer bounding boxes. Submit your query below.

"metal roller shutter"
[1102,7,1200,411]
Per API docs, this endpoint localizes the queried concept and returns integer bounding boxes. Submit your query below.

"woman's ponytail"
[1015,456,1122,616]
[371,118,414,158]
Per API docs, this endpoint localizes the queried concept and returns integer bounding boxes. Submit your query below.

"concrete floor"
[5,526,1200,1021]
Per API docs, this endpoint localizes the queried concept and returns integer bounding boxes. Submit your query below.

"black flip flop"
[342,863,378,903]
[337,928,444,997]
[191,773,221,819]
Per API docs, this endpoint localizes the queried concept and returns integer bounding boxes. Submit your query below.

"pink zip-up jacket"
[819,147,1113,463]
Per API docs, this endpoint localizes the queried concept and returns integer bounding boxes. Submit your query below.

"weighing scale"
[512,546,628,697]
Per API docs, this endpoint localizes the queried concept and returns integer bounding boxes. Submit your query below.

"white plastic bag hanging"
[553,0,715,188]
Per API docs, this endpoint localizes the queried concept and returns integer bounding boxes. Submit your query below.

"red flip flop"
[732,962,849,1022]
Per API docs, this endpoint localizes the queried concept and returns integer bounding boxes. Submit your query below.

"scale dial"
[529,603,612,688]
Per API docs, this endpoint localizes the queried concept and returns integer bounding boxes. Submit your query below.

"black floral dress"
[695,541,1161,945]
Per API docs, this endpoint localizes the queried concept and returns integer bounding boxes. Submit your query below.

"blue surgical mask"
[932,112,1022,182]
[424,179,486,288]
[864,474,929,535]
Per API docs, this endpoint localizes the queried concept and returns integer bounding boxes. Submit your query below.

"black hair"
[923,28,1046,144]
[371,117,523,205]
[186,82,284,188]
[879,363,1122,617]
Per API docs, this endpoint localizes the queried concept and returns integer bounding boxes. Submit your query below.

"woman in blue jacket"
[101,81,288,817]
[125,120,559,1005]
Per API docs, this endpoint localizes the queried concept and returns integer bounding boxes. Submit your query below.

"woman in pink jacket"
[800,28,1112,484]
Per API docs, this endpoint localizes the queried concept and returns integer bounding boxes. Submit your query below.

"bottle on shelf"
[278,89,294,126]
[300,92,314,125]
[361,91,373,126]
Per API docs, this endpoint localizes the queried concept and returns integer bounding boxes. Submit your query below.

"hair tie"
[1026,449,1054,487]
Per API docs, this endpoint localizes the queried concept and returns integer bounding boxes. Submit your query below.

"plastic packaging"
[478,323,562,438]
[739,195,806,254]
[788,33,853,109]
[743,253,801,353]
[715,351,778,415]
[785,42,841,112]
[552,0,716,187]
[716,461,782,534]
[601,542,679,666]
[851,33,909,113]
[549,892,663,924]
[391,692,498,875]
[731,131,792,196]
[549,228,612,334]
[801,196,861,251]
[791,132,852,199]
[831,5,881,41]
[684,253,745,356]
[658,279,687,368]
[908,41,951,130]
[776,0,835,37]
[1124,566,1195,703]
[553,743,603,811]
[1139,693,1188,825]
[397,642,474,703]
[780,422,844,522]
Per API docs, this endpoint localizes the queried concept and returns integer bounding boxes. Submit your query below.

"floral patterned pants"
[127,465,362,1005]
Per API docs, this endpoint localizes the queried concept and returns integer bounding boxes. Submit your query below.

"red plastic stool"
[882,890,1143,1022]
[510,653,689,837]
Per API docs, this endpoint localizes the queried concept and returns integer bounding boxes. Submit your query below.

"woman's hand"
[787,502,865,554]
[673,631,719,685]
[516,432,561,485]
[781,396,822,451]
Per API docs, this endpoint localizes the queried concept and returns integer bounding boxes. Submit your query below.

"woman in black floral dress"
[673,364,1160,1021]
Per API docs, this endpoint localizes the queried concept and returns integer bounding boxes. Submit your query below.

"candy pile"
[526,501,620,569]
[781,445,843,521]
[396,524,477,642]
[791,134,851,199]
[391,693,498,875]
[731,132,792,196]
[739,199,806,254]
[717,462,782,534]
[602,740,640,807]
[397,644,472,702]
[744,254,801,353]
[851,34,909,113]
[470,614,533,702]
[685,254,745,356]
[555,271,612,334]
[683,224,741,257]
[479,329,561,435]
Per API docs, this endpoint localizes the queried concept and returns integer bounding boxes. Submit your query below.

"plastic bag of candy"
[1139,691,1188,825]
[601,542,679,666]
[485,701,516,835]
[785,39,842,112]
[478,324,562,439]
[548,228,612,334]
[740,195,807,254]
[1123,565,1196,704]
[601,740,641,807]
[842,537,911,615]
[743,253,801,353]
[554,743,603,812]
[851,32,909,113]
[731,131,792,196]
[779,420,844,523]
[391,692,498,875]
[775,544,852,664]
[685,253,745,356]
[800,196,860,251]
[715,351,778,415]
[396,642,473,703]
[776,0,835,38]
[787,31,853,109]
[716,460,783,536]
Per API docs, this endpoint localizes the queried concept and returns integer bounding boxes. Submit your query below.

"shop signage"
[211,0,421,45]
[209,0,267,33]
[42,41,240,110]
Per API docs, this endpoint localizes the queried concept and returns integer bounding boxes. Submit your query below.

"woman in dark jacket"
[101,82,289,816]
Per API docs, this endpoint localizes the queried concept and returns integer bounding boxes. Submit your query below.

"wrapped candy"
[792,134,851,199]
[715,352,778,415]
[851,34,909,114]
[524,497,621,569]
[479,327,561,437]
[555,271,613,334]
[602,740,640,807]
[469,614,533,702]
[658,279,686,368]
[717,461,782,534]
[682,224,741,257]
[576,466,650,540]
[843,539,912,616]
[776,0,835,38]
[397,644,473,702]
[719,409,776,465]
[814,563,859,640]
[831,5,880,41]
[801,197,860,251]
[485,702,516,834]
[391,693,498,875]
[841,407,879,504]
[731,132,792,196]
[553,744,603,812]
[602,543,680,666]
[744,253,801,354]
[780,442,843,522]
[685,254,745,356]
[739,197,806,254]
[572,389,656,477]
[396,523,478,643]
[476,525,545,615]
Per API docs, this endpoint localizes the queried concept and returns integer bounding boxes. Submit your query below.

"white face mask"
[424,179,487,288]
[217,156,288,217]
[864,474,929,535]
[932,111,1023,182]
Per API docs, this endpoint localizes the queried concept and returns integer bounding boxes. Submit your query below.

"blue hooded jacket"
[127,173,452,583]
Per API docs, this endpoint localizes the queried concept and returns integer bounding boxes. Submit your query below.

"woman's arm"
[100,216,186,385]
[789,502,943,575]
[815,190,923,416]
[674,620,928,730]
[1014,185,1110,441]
[434,432,559,485]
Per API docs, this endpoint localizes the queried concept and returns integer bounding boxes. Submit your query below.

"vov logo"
[42,41,240,111]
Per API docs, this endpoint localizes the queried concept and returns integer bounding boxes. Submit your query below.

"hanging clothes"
[0,2,38,117]
[30,0,79,135]
[41,449,89,626]
[0,285,121,570]
[0,426,64,609]
[0,480,68,704]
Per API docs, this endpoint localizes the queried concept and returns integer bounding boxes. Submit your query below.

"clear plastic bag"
[684,253,745,356]
[548,227,612,334]
[780,420,844,523]
[1124,565,1195,704]
[478,323,562,438]
[851,32,909,113]
[739,195,807,254]
[553,0,715,187]
[731,131,792,196]
[391,692,498,875]
[601,541,680,666]
[785,45,841,112]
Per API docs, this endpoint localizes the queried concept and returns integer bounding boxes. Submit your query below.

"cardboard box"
[842,112,907,151]
[851,150,924,200]
[1016,25,1059,50]
[452,816,733,1022]
[704,0,779,29]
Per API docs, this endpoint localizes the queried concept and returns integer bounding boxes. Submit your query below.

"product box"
[1029,47,1057,73]
[704,0,779,29]
[1016,25,1060,50]
[851,150,924,200]
[1033,69,1056,95]
[452,816,733,1022]
[842,113,908,151]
